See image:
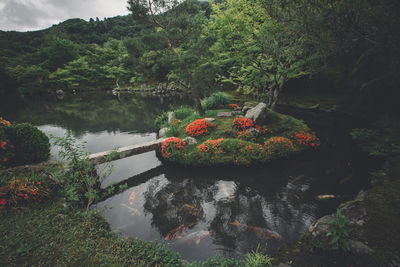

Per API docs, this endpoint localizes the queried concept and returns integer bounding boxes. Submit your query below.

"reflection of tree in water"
[2,92,193,134]
[143,178,216,238]
[142,173,316,255]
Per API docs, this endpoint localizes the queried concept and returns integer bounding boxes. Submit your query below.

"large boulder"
[183,137,197,145]
[245,102,267,124]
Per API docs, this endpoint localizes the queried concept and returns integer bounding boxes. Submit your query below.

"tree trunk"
[270,76,287,111]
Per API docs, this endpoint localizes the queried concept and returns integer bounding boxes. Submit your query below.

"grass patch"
[0,199,182,266]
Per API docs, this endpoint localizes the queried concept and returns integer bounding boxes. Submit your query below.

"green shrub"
[186,255,242,267]
[175,106,197,120]
[7,123,50,165]
[201,92,233,110]
[155,111,169,129]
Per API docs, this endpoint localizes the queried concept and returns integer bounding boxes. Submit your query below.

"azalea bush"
[0,178,50,209]
[161,137,187,160]
[197,138,224,159]
[264,136,294,158]
[0,118,14,166]
[232,117,254,131]
[186,119,216,137]
[286,131,320,149]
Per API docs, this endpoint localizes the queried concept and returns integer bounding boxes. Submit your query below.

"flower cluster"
[237,131,257,142]
[232,118,254,131]
[0,117,11,127]
[287,131,320,148]
[264,136,294,157]
[0,178,49,209]
[228,104,239,110]
[197,138,224,159]
[239,142,264,157]
[161,137,186,159]
[186,119,216,137]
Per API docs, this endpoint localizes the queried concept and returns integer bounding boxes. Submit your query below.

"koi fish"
[129,191,136,205]
[178,230,210,245]
[120,203,141,216]
[164,224,187,241]
[315,194,337,200]
[230,221,282,240]
[184,204,196,209]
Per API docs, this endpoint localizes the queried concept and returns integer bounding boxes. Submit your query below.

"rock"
[217,111,232,117]
[339,198,367,226]
[56,89,64,95]
[309,215,334,237]
[205,118,216,122]
[246,127,260,134]
[242,106,251,113]
[159,127,169,138]
[183,137,197,145]
[316,195,337,200]
[348,240,374,254]
[168,112,176,124]
[245,102,267,124]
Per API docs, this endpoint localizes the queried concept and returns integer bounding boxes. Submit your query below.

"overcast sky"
[0,0,130,32]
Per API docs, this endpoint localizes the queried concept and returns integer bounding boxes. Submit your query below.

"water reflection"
[94,162,321,261]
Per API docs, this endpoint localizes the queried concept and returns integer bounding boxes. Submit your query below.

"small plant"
[0,177,50,209]
[197,138,224,159]
[186,119,216,137]
[232,117,254,131]
[174,106,197,120]
[326,209,352,251]
[0,129,14,167]
[244,247,273,267]
[286,131,320,149]
[52,131,115,211]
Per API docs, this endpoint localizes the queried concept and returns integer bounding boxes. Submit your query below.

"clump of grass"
[201,92,233,110]
[244,248,273,267]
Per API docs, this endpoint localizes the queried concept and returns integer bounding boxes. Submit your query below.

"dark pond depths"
[0,92,378,261]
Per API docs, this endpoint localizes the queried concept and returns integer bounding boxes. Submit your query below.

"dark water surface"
[0,92,378,261]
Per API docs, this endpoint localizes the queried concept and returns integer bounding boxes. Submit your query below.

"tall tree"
[127,0,206,114]
[209,0,315,110]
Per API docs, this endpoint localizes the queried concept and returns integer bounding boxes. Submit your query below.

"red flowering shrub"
[186,119,216,137]
[0,117,11,127]
[228,104,239,110]
[237,131,257,142]
[287,131,320,149]
[197,138,224,159]
[0,178,50,209]
[232,118,254,131]
[161,137,186,159]
[265,136,294,158]
[0,118,14,166]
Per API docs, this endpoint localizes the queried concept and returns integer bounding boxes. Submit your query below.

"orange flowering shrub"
[0,117,14,166]
[286,131,320,149]
[186,119,216,137]
[265,136,294,157]
[0,117,11,127]
[161,137,186,159]
[228,104,239,110]
[197,138,224,159]
[0,178,50,209]
[232,117,254,131]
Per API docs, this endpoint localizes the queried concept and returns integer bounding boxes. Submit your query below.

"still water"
[0,92,377,261]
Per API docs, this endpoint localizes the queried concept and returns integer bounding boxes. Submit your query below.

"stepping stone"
[217,111,232,117]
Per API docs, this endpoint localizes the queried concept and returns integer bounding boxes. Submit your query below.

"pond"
[0,92,379,261]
